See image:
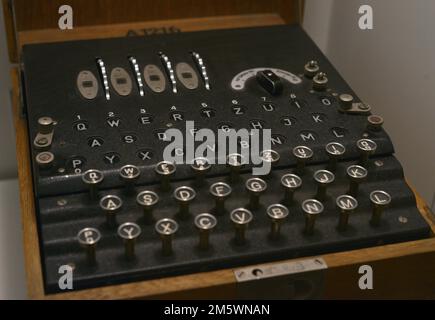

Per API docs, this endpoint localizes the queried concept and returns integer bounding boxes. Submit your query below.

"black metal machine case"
[21,25,430,293]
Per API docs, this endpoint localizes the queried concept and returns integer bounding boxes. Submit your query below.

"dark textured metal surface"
[21,25,428,294]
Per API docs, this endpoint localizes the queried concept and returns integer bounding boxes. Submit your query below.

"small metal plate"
[33,132,54,150]
[175,62,199,89]
[110,67,132,96]
[143,64,166,93]
[235,257,327,282]
[234,258,327,299]
[339,102,372,114]
[77,70,99,99]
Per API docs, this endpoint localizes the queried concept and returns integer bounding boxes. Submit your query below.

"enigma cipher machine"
[21,25,429,293]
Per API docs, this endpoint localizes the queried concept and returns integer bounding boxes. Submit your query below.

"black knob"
[336,195,358,231]
[245,177,267,209]
[367,115,384,132]
[155,161,176,191]
[190,157,211,185]
[38,116,55,134]
[325,142,346,171]
[356,139,377,166]
[312,72,328,91]
[230,208,253,245]
[256,69,283,95]
[266,204,289,239]
[227,153,246,183]
[194,213,217,250]
[77,227,101,265]
[304,60,320,78]
[370,190,391,226]
[210,182,232,215]
[119,165,140,192]
[314,169,335,201]
[174,186,196,219]
[293,146,313,174]
[155,218,178,255]
[82,169,104,200]
[280,173,302,205]
[346,165,368,197]
[136,190,159,224]
[117,222,141,260]
[100,195,123,227]
[35,151,55,169]
[302,199,324,235]
[260,149,280,176]
[338,94,354,110]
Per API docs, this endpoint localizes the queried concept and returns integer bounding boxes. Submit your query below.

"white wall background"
[0,3,17,179]
[0,5,26,299]
[304,0,435,207]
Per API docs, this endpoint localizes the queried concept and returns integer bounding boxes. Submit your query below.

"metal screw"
[57,199,67,206]
[398,216,408,224]
[36,137,48,145]
[375,160,384,167]
[35,151,54,169]
[304,60,319,78]
[312,72,328,91]
[67,262,76,271]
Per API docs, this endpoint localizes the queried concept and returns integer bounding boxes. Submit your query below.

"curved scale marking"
[231,67,302,90]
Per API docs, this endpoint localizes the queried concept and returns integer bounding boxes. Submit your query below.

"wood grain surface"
[2,0,304,62]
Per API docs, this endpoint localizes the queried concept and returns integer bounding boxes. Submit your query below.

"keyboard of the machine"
[21,25,430,293]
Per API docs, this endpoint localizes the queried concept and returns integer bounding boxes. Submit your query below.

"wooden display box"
[4,0,435,299]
